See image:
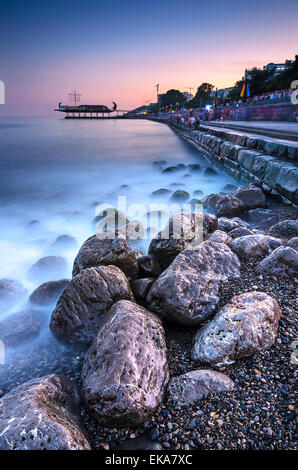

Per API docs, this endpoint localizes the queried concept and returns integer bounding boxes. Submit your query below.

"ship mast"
[68,90,81,106]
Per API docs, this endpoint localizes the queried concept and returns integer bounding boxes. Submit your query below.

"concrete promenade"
[201,121,298,144]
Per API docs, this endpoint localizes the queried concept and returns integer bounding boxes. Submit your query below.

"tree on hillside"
[185,82,214,108]
[228,80,244,101]
[160,89,187,107]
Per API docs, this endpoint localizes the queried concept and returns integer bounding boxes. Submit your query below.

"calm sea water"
[0,117,240,377]
[0,116,239,292]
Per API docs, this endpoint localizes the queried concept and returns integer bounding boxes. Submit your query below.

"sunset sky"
[0,0,297,115]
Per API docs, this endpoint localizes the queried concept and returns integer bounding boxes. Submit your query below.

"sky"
[0,0,297,115]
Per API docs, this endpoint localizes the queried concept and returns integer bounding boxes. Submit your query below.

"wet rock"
[151,188,172,197]
[28,256,67,283]
[135,253,161,278]
[231,235,282,258]
[269,220,298,239]
[187,164,201,172]
[148,212,217,269]
[81,300,169,425]
[170,190,190,202]
[248,208,274,223]
[235,184,266,210]
[222,184,237,193]
[49,235,78,251]
[0,374,91,450]
[193,189,204,197]
[167,370,234,405]
[257,246,298,276]
[29,279,70,306]
[204,167,217,175]
[162,166,179,173]
[215,195,245,218]
[189,199,203,210]
[72,234,139,280]
[0,309,45,347]
[147,240,240,325]
[287,237,298,251]
[208,230,233,246]
[192,291,281,366]
[229,227,254,239]
[202,193,222,211]
[93,208,129,232]
[218,217,248,232]
[0,279,28,310]
[50,266,134,346]
[131,278,155,300]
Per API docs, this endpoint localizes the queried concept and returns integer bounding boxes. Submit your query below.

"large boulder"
[215,194,245,217]
[208,230,232,246]
[0,309,45,347]
[231,234,282,258]
[202,193,222,211]
[235,184,266,210]
[229,227,254,239]
[28,256,67,283]
[256,246,298,276]
[134,252,161,278]
[50,266,134,346]
[192,292,281,367]
[167,370,234,405]
[0,279,27,310]
[72,234,138,280]
[218,217,248,233]
[149,213,217,270]
[30,279,70,306]
[0,375,91,450]
[147,240,240,326]
[81,300,169,425]
[269,219,298,239]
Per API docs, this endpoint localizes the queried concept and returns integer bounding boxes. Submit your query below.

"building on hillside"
[244,59,293,80]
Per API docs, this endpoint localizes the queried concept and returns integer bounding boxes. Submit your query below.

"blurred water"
[0,116,240,374]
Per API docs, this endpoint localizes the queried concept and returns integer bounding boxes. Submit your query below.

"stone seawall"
[167,121,298,206]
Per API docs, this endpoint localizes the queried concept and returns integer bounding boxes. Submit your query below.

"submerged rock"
[0,308,45,347]
[81,300,169,425]
[222,184,237,193]
[148,212,217,270]
[28,256,67,283]
[170,190,190,202]
[147,240,240,325]
[204,167,217,175]
[231,234,282,258]
[187,163,201,172]
[167,370,234,405]
[257,246,298,276]
[0,374,91,450]
[0,279,27,310]
[151,188,172,197]
[49,235,78,251]
[192,291,281,366]
[30,279,70,306]
[215,194,245,218]
[72,233,138,280]
[50,266,134,346]
[162,166,179,173]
